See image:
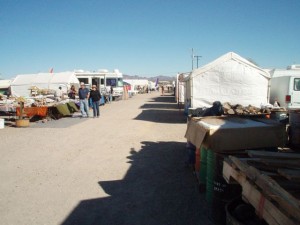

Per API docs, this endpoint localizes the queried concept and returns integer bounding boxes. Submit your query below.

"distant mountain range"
[123,74,176,82]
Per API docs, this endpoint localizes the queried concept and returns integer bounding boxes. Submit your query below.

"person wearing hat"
[78,82,90,117]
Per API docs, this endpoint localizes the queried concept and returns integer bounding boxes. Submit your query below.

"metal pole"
[194,55,202,68]
[191,48,194,70]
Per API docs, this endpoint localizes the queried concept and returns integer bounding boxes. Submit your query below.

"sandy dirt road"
[0,92,213,225]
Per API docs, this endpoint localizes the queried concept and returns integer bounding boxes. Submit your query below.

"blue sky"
[1,0,300,78]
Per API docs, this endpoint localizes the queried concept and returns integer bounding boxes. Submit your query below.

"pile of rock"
[223,102,270,115]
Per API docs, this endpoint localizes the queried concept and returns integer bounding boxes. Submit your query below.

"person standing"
[55,86,63,101]
[78,82,90,118]
[68,85,76,100]
[161,85,164,96]
[89,85,101,118]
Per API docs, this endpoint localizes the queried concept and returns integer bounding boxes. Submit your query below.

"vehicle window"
[294,78,300,91]
[106,78,117,87]
[78,78,88,84]
[117,78,123,87]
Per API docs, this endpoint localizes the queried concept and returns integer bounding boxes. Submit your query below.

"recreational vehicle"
[75,69,124,98]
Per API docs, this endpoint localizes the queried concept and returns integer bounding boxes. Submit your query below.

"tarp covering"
[11,72,79,97]
[185,52,270,108]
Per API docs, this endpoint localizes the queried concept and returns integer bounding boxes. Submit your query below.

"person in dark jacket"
[89,85,101,118]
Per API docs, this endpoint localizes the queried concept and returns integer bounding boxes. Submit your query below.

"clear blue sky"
[1,0,300,78]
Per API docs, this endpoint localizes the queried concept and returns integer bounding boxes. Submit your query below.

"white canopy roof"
[185,52,271,108]
[0,79,12,89]
[186,52,270,81]
[11,72,79,97]
[123,79,150,86]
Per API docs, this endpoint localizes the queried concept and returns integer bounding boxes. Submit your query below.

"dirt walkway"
[0,92,213,225]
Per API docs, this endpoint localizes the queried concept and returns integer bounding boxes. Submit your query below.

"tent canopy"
[185,52,270,108]
[0,79,12,89]
[11,72,79,97]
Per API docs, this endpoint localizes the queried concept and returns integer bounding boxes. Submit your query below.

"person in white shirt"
[55,86,63,101]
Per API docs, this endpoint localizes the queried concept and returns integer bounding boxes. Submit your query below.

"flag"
[49,68,53,73]
[155,78,159,87]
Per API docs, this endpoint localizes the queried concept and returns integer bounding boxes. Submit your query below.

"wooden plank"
[229,156,300,223]
[276,180,300,191]
[223,161,296,225]
[247,150,300,159]
[261,159,300,169]
[278,169,300,181]
[247,161,278,172]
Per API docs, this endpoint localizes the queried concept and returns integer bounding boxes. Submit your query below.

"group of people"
[75,82,101,118]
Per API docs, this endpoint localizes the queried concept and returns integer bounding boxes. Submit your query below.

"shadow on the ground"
[61,141,213,225]
[147,94,176,103]
[140,103,178,110]
[135,109,186,124]
[135,94,186,124]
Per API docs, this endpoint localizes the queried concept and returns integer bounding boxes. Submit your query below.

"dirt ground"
[0,91,214,225]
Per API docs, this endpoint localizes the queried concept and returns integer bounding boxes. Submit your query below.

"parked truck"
[270,66,300,109]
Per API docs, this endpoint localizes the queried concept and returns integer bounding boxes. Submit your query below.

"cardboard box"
[185,116,286,152]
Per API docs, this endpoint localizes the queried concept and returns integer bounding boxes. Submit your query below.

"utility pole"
[191,48,194,70]
[194,55,202,68]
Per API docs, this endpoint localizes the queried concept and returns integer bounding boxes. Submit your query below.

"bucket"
[206,150,242,224]
[199,146,207,192]
[0,118,4,129]
[270,110,287,121]
[195,148,201,172]
[206,149,215,205]
[15,119,30,127]
[226,198,266,225]
[289,111,300,148]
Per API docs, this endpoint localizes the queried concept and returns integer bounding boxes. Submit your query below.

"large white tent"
[10,72,79,97]
[123,79,150,91]
[184,52,270,109]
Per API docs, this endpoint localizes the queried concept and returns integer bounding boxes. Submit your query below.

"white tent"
[123,79,150,90]
[10,72,80,97]
[175,73,189,103]
[0,79,12,95]
[0,79,12,89]
[184,52,270,108]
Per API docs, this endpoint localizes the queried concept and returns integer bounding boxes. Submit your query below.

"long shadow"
[140,103,178,110]
[61,141,213,225]
[135,94,186,124]
[148,95,176,103]
[135,109,186,124]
